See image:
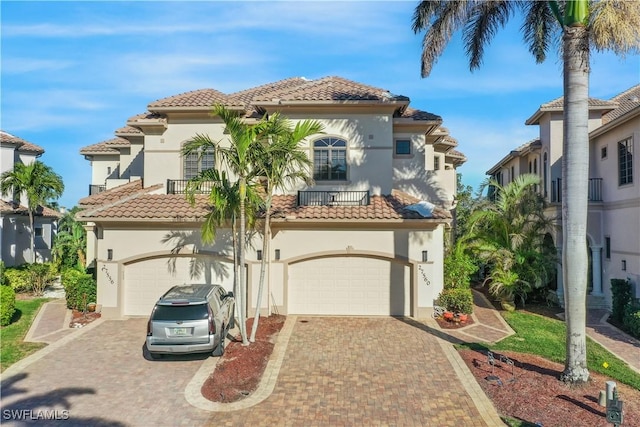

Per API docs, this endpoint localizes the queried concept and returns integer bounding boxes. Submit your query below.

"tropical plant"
[248,114,324,342]
[52,206,87,271]
[412,0,640,384]
[184,104,270,345]
[0,160,64,263]
[466,175,556,309]
[443,240,478,290]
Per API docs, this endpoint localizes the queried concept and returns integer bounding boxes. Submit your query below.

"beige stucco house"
[77,76,466,319]
[487,85,640,309]
[1,131,60,266]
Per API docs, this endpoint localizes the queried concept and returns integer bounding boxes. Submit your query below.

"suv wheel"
[213,329,225,357]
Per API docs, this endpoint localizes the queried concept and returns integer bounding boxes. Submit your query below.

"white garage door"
[288,256,410,316]
[123,257,234,316]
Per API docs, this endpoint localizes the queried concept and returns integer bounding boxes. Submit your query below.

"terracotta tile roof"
[76,185,450,222]
[399,107,441,122]
[79,137,130,155]
[128,111,166,121]
[270,192,450,221]
[0,130,45,154]
[78,180,148,207]
[603,84,640,124]
[78,194,212,220]
[148,89,231,109]
[114,126,143,135]
[446,149,467,162]
[0,199,61,217]
[228,77,309,106]
[540,96,617,109]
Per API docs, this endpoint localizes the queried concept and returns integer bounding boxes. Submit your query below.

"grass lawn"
[0,298,49,372]
[462,309,640,390]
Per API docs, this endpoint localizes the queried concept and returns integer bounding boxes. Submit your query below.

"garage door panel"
[288,257,409,316]
[123,257,234,316]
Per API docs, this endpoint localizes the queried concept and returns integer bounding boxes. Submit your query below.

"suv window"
[152,304,208,321]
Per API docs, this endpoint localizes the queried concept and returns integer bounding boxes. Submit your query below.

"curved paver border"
[185,315,297,412]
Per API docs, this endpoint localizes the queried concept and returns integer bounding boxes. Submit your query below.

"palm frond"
[590,0,640,55]
[463,0,515,70]
[521,0,559,63]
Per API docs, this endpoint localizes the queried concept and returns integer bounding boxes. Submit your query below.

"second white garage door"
[288,256,410,316]
[123,256,234,316]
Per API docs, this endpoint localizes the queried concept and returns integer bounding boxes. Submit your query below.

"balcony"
[550,178,603,203]
[167,179,217,195]
[89,184,106,196]
[297,190,370,206]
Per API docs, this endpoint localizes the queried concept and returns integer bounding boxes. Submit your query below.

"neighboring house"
[77,76,466,319]
[487,85,640,309]
[0,131,60,266]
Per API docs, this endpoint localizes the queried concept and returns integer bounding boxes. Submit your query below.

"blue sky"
[2,1,639,209]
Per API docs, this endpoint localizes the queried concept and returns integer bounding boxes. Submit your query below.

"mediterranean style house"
[1,131,60,266]
[487,85,640,309]
[77,76,466,319]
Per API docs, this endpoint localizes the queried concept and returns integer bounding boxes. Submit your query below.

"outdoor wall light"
[257,250,262,261]
[275,249,281,260]
[107,249,113,261]
[422,251,428,262]
[622,260,627,271]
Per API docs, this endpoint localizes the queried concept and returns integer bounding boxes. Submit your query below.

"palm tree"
[467,174,556,309]
[184,104,265,345]
[248,113,324,342]
[412,0,639,384]
[52,206,87,271]
[1,160,64,263]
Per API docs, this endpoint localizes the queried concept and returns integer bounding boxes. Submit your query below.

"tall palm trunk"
[560,24,590,384]
[238,177,249,345]
[250,196,271,342]
[28,210,36,263]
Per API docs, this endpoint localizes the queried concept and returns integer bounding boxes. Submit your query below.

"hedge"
[62,268,96,311]
[1,286,16,326]
[438,288,474,314]
[4,269,31,292]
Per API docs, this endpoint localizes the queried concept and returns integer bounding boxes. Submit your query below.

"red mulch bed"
[459,348,640,426]
[434,314,475,329]
[69,309,101,328]
[201,314,285,403]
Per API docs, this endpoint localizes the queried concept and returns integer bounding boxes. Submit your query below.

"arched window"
[313,137,347,181]
[184,147,214,179]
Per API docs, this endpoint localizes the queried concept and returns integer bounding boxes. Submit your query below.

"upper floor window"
[313,137,347,181]
[601,146,608,159]
[618,137,633,186]
[434,155,440,171]
[184,147,214,180]
[394,139,411,156]
[543,152,548,198]
[510,166,515,182]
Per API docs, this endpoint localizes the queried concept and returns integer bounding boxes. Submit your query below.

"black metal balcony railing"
[550,178,603,203]
[167,179,218,195]
[89,184,106,196]
[297,190,370,206]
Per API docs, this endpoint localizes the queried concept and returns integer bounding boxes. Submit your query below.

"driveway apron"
[2,317,495,426]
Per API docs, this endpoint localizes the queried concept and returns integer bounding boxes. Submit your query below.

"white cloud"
[1,58,74,74]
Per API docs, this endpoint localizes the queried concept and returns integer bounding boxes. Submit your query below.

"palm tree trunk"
[238,177,249,345]
[560,25,590,384]
[250,197,271,342]
[29,210,36,263]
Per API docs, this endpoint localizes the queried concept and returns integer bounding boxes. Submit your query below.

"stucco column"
[590,245,603,296]
[556,246,564,304]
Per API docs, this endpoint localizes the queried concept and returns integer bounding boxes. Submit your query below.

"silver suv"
[145,284,235,359]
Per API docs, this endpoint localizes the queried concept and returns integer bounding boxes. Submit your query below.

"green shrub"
[611,278,633,324]
[0,286,16,326]
[0,261,6,286]
[623,304,640,339]
[444,243,478,290]
[27,263,57,296]
[62,268,96,311]
[438,288,474,314]
[4,268,31,292]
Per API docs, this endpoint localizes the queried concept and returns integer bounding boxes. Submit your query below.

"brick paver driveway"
[1,317,495,426]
